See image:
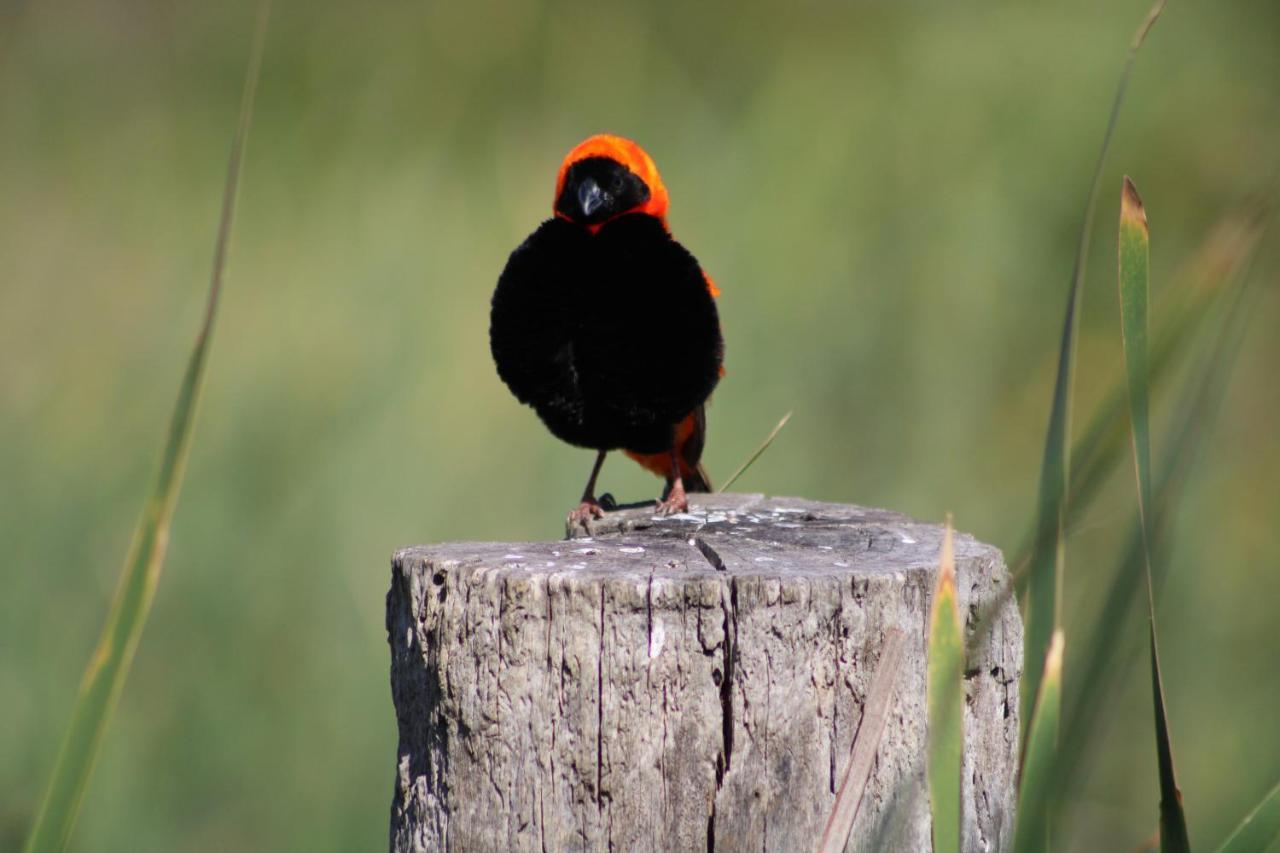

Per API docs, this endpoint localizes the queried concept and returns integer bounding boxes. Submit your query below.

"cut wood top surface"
[393,493,1001,584]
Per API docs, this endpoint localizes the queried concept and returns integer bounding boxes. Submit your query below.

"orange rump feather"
[625,409,712,492]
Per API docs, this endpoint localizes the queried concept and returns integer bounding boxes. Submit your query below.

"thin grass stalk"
[962,199,1264,701]
[1043,184,1265,844]
[718,411,792,493]
[1118,176,1190,851]
[1018,0,1168,748]
[1051,256,1262,836]
[1215,782,1280,853]
[21,7,269,852]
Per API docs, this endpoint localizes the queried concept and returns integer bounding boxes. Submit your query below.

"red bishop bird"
[490,134,725,530]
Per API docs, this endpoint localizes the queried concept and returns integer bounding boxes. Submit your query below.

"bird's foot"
[567,498,606,532]
[653,480,689,516]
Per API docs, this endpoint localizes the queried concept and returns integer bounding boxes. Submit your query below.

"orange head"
[553,134,669,232]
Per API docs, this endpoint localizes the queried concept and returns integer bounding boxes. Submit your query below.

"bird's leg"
[567,450,608,530]
[654,448,689,515]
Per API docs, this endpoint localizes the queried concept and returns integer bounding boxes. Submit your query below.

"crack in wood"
[596,585,605,812]
[693,536,727,572]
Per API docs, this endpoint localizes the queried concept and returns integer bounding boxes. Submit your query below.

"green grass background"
[2,0,1277,849]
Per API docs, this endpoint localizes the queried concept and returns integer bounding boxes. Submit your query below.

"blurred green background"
[2,0,1277,849]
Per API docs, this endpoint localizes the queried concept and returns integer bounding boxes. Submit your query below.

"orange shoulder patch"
[702,271,721,298]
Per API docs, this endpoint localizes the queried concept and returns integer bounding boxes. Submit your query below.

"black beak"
[577,177,608,219]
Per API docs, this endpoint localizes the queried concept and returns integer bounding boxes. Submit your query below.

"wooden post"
[387,494,1022,851]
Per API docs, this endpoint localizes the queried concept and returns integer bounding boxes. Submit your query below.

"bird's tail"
[625,405,714,491]
[683,461,713,493]
[678,405,712,491]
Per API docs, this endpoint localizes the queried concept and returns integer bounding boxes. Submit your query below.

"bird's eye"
[610,175,625,193]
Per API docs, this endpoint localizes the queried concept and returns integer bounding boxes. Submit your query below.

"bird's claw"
[567,499,606,531]
[653,481,689,516]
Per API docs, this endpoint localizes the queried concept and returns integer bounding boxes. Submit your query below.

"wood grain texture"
[387,494,1022,852]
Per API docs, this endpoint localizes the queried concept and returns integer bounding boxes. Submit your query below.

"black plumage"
[490,212,723,457]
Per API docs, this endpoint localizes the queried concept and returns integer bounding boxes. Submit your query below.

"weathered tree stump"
[387,494,1022,852]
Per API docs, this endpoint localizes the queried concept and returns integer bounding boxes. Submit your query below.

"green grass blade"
[1149,625,1189,852]
[1019,0,1167,751]
[1013,630,1065,853]
[1119,177,1190,853]
[1007,202,1268,582]
[1067,204,1264,525]
[962,194,1270,838]
[1048,242,1264,833]
[1215,781,1280,853]
[1004,200,1265,581]
[962,201,1265,681]
[857,5,1178,829]
[1119,177,1154,523]
[717,411,791,492]
[927,521,963,853]
[21,8,269,852]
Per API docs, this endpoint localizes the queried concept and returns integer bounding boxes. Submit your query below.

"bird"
[489,134,724,530]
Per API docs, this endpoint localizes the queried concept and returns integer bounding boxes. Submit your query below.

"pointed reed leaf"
[718,411,792,493]
[953,44,1264,853]
[927,521,963,853]
[1019,287,1072,758]
[968,199,1268,701]
[1215,781,1280,853]
[1019,0,1166,750]
[1119,177,1154,521]
[868,5,1188,828]
[1013,630,1065,853]
[1049,239,1265,833]
[1118,176,1190,853]
[997,201,1265,596]
[1066,205,1266,526]
[21,8,269,852]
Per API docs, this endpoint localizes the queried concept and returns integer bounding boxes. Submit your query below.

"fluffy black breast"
[490,214,722,452]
